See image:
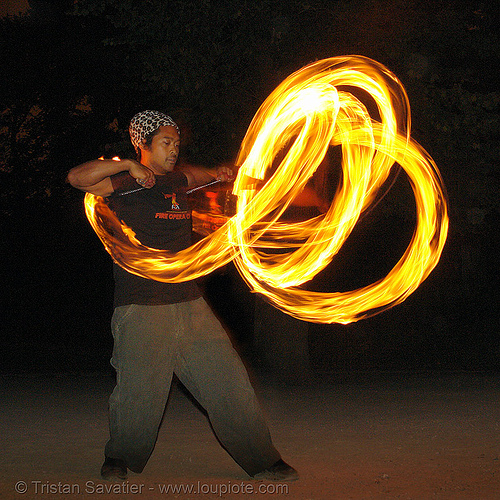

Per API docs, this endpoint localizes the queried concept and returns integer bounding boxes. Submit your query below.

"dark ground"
[1,371,499,499]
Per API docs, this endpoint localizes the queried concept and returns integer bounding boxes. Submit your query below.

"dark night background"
[1,0,499,376]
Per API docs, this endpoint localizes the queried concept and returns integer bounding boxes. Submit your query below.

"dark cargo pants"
[104,297,281,475]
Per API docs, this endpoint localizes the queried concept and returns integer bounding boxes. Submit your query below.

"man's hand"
[215,165,235,182]
[128,160,156,188]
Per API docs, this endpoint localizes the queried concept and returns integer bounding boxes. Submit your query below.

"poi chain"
[85,56,448,324]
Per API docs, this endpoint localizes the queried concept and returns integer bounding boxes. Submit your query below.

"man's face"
[141,125,180,174]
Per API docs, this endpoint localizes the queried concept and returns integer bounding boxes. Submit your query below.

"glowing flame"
[85,56,448,324]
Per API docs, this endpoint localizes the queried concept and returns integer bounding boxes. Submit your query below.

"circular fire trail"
[85,56,448,324]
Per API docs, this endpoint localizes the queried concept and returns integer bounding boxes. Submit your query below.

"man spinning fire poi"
[67,110,298,482]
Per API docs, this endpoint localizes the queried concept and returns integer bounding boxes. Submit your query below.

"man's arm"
[178,163,234,188]
[67,158,155,196]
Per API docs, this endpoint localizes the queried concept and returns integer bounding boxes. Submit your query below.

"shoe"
[253,459,299,481]
[100,457,128,481]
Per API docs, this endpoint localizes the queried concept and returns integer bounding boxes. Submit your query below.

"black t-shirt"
[107,170,201,308]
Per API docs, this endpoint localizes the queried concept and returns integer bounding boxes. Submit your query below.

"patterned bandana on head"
[129,110,180,153]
